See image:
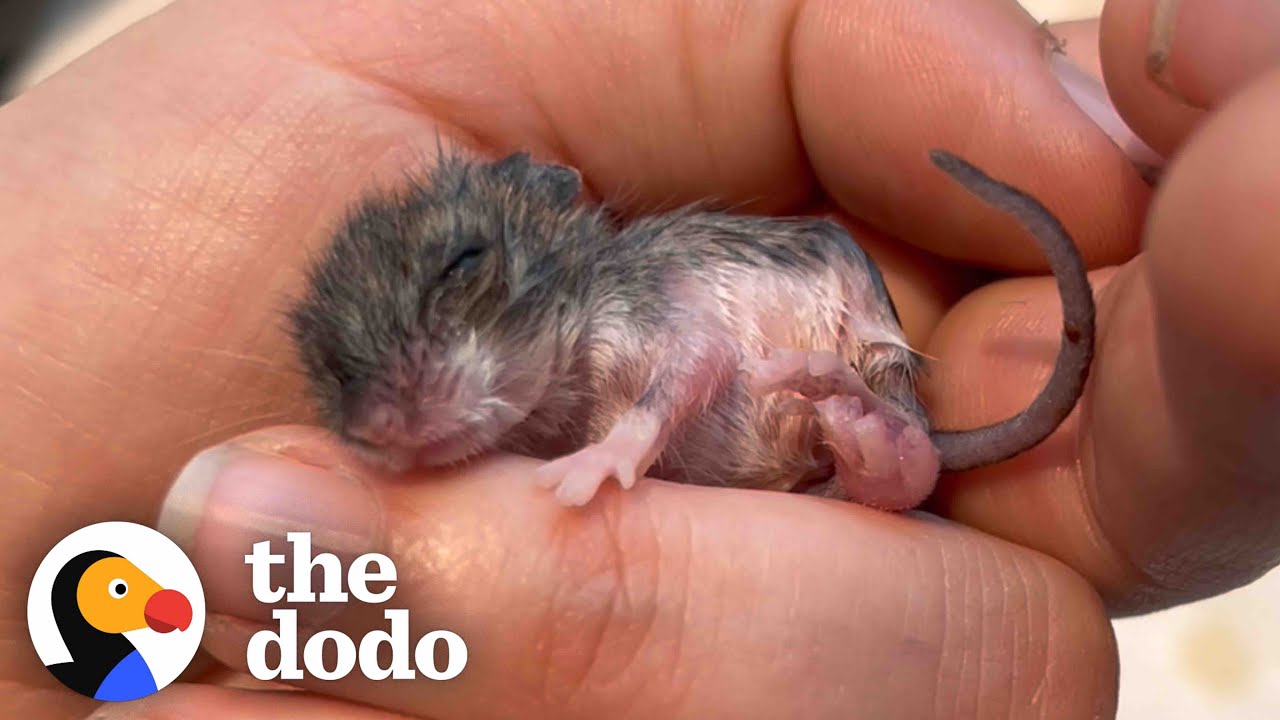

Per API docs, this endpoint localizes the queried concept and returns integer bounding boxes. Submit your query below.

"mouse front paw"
[534,444,638,507]
[534,411,664,507]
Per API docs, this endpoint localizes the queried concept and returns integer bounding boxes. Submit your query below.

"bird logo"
[27,521,205,702]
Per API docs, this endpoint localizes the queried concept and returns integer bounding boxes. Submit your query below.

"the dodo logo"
[27,521,205,702]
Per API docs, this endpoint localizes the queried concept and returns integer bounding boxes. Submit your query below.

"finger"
[922,267,1145,607]
[789,0,1150,269]
[87,683,413,719]
[159,426,1118,720]
[1138,68,1280,600]
[269,0,1145,268]
[221,0,1145,269]
[256,0,817,213]
[924,69,1280,612]
[1043,19,1168,185]
[1100,0,1280,155]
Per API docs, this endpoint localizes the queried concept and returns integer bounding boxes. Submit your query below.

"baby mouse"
[287,149,1094,510]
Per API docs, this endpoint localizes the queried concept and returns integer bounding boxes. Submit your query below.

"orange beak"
[143,588,192,633]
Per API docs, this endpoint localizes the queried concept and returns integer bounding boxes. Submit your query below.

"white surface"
[1114,568,1280,719]
[12,0,1280,717]
[1021,0,1106,22]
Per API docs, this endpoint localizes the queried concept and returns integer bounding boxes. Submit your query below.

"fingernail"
[1147,0,1280,109]
[158,438,383,623]
[1050,49,1166,179]
[1146,0,1183,98]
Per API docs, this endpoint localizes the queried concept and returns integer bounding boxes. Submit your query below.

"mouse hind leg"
[653,384,834,493]
[742,345,939,510]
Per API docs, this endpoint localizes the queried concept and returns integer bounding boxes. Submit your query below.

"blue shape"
[94,650,158,702]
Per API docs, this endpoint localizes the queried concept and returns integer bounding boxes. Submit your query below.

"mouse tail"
[926,150,1096,472]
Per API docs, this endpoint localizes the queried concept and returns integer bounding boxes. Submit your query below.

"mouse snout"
[344,401,466,447]
[341,358,499,452]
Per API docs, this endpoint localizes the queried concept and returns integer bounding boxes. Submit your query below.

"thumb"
[156,425,492,718]
[155,426,1116,720]
[87,684,412,719]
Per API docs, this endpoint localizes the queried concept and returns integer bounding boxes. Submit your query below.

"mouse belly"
[528,219,934,508]
[589,260,924,496]
[650,350,935,507]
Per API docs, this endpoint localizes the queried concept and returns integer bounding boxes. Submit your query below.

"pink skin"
[346,396,490,469]
[534,410,666,506]
[535,345,939,510]
[343,343,554,472]
[745,349,939,510]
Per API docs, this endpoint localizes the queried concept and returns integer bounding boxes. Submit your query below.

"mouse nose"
[345,402,407,446]
[342,355,497,449]
[346,396,471,449]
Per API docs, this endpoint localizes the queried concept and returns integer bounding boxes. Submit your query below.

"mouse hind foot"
[743,348,939,510]
[812,396,939,509]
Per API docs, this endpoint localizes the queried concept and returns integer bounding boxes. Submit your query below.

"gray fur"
[288,148,1094,495]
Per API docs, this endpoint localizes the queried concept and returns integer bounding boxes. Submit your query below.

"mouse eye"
[442,245,486,280]
[108,579,128,599]
[320,353,353,388]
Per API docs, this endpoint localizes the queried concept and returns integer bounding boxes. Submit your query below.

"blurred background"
[1,0,1276,717]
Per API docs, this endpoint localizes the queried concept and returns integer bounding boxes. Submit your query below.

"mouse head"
[289,151,591,470]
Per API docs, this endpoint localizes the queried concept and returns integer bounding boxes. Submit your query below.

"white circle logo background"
[27,521,206,693]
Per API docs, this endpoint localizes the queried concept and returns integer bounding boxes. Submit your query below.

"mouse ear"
[493,151,533,174]
[528,162,582,206]
[492,152,582,206]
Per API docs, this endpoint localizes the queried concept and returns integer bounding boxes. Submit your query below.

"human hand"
[3,1,1277,718]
